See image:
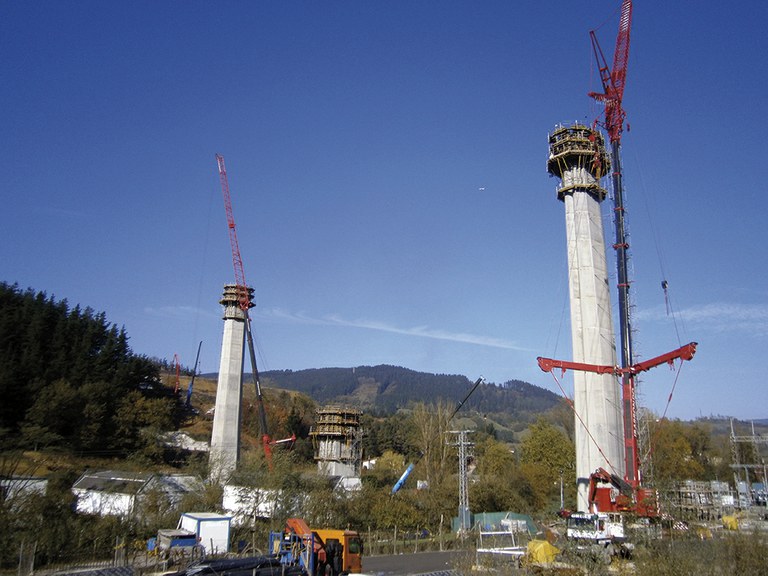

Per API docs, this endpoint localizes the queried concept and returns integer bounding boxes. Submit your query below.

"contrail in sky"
[636,302,768,336]
[263,308,530,351]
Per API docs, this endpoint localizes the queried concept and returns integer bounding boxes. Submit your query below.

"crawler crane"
[539,0,697,520]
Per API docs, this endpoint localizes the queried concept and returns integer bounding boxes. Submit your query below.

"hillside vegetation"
[0,282,171,460]
[0,282,562,466]
[258,366,561,430]
[3,281,763,475]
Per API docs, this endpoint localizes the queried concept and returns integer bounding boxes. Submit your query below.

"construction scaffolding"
[730,419,768,509]
[310,405,363,479]
[665,480,736,521]
[547,124,609,201]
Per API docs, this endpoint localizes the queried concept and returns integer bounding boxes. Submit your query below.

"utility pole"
[448,430,473,533]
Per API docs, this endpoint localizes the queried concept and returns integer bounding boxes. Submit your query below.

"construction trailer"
[178,512,232,555]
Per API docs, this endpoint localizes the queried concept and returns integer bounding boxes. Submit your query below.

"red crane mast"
[541,1,696,516]
[216,154,273,463]
[589,0,644,489]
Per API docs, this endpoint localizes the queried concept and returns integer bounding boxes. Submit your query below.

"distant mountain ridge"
[204,364,562,418]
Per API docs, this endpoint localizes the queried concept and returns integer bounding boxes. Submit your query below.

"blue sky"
[2,1,766,421]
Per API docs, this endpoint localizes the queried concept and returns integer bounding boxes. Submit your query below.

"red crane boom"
[537,342,698,377]
[216,154,273,463]
[588,0,633,143]
[589,0,644,489]
[217,155,250,311]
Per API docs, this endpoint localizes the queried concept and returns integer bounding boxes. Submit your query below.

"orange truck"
[270,518,363,575]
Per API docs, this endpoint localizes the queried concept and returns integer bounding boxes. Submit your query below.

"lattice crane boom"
[215,153,272,463]
[588,0,641,487]
[588,0,633,143]
[216,154,250,311]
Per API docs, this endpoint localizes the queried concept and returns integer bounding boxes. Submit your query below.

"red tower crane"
[540,0,697,516]
[216,153,274,463]
[588,0,632,145]
[590,0,644,489]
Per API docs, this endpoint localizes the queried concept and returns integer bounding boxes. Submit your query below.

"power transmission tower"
[447,430,474,533]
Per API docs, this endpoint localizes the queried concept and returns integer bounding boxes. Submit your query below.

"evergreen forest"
[0,282,172,459]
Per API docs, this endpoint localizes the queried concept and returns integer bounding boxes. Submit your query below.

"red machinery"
[588,0,632,145]
[589,0,643,489]
[538,344,697,514]
[540,0,698,516]
[216,154,278,464]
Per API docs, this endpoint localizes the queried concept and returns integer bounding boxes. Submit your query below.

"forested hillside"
[258,366,561,420]
[0,281,560,463]
[0,282,173,458]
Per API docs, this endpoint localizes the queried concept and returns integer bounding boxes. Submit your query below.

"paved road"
[361,550,471,575]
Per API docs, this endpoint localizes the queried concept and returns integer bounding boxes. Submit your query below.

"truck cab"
[313,528,363,574]
[565,511,625,545]
[270,518,363,575]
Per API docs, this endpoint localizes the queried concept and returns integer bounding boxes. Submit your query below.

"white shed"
[72,470,151,516]
[72,470,203,517]
[178,512,231,554]
[222,485,279,525]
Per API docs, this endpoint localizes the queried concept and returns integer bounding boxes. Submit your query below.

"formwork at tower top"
[547,124,610,201]
[309,406,363,478]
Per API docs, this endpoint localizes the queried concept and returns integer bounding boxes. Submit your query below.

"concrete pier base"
[209,284,253,482]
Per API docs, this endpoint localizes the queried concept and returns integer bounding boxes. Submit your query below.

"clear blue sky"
[2,1,766,421]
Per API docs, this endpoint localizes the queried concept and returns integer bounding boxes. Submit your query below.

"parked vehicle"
[270,517,363,575]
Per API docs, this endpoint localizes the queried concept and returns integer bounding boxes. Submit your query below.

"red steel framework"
[540,0,697,512]
[217,154,250,311]
[216,154,273,463]
[589,0,643,487]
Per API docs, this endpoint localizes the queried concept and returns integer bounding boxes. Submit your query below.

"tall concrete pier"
[209,284,254,482]
[547,125,625,510]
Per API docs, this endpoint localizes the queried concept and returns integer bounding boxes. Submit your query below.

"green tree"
[471,437,539,513]
[684,421,714,477]
[519,418,575,510]
[24,379,81,445]
[649,419,706,483]
[112,390,174,460]
[0,282,166,453]
[369,489,422,531]
[470,472,537,515]
[410,400,454,488]
[475,437,517,477]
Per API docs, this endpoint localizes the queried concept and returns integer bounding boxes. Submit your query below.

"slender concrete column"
[209,284,253,482]
[547,125,625,510]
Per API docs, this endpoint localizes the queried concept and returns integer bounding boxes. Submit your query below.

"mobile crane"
[270,518,363,575]
[538,0,697,534]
